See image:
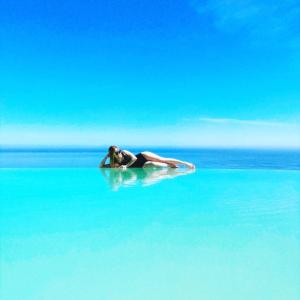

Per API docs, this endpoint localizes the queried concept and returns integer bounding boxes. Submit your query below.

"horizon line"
[1,145,300,151]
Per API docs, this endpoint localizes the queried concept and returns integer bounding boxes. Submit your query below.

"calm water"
[0,149,300,299]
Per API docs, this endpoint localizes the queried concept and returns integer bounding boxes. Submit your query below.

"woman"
[99,145,195,169]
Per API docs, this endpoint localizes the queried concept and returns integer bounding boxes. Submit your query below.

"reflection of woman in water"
[99,146,195,169]
[100,167,195,191]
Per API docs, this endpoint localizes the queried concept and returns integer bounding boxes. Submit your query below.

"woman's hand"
[119,165,127,169]
[99,153,110,168]
[121,150,137,168]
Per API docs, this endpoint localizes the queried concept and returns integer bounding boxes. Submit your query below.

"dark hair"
[108,145,120,166]
[108,145,118,155]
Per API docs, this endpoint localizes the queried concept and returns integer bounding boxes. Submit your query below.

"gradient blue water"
[0,149,300,299]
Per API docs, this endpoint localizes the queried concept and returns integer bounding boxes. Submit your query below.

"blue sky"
[1,0,300,147]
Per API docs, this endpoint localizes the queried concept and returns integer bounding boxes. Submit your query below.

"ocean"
[0,148,299,299]
[1,147,300,169]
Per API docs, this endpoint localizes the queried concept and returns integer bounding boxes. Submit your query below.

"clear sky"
[1,0,300,148]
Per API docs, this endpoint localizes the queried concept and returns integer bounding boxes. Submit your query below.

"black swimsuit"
[120,151,148,168]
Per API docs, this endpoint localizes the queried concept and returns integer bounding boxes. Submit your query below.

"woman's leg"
[143,161,171,168]
[141,151,195,168]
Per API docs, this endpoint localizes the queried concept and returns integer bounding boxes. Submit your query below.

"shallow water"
[1,165,299,300]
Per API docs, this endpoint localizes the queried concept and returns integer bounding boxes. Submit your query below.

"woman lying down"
[99,146,195,169]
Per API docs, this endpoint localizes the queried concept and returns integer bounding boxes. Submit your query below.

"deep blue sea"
[1,147,300,169]
[1,148,299,299]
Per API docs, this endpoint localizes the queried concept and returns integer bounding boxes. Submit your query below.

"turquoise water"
[1,150,300,299]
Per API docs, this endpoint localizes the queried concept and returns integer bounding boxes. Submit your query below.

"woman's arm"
[120,150,137,168]
[99,153,110,168]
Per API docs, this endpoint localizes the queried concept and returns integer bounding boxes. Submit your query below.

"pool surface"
[1,166,299,300]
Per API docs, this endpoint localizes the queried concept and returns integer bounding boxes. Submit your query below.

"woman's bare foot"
[185,162,195,169]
